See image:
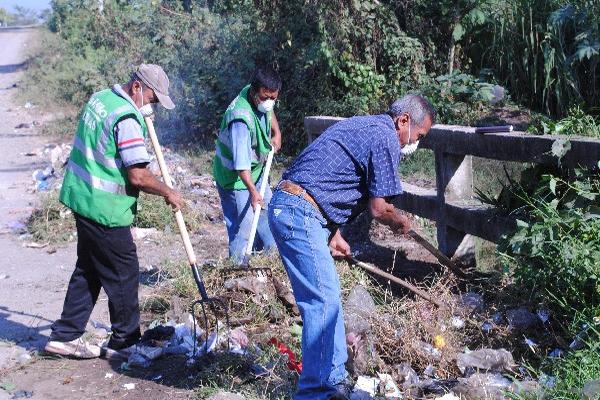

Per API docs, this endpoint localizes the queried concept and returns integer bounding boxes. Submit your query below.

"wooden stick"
[407,229,467,278]
[349,257,448,310]
[145,116,197,266]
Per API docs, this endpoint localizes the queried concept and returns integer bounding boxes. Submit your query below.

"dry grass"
[27,191,76,244]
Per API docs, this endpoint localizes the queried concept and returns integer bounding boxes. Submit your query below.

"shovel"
[144,116,229,354]
[240,148,275,267]
[407,229,469,279]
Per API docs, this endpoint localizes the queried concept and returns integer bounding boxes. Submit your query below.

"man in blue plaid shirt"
[268,95,435,400]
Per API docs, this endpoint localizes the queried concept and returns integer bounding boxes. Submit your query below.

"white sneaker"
[44,337,101,359]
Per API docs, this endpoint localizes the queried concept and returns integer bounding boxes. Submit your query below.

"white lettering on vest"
[89,97,108,119]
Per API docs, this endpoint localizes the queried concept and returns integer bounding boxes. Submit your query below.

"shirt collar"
[112,84,140,111]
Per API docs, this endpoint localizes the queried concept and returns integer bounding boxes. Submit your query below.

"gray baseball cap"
[135,63,175,110]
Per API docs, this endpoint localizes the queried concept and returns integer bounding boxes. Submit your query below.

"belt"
[277,180,322,214]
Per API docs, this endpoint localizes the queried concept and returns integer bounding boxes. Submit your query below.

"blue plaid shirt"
[282,114,403,224]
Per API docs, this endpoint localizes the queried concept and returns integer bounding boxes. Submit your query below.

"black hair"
[250,65,282,92]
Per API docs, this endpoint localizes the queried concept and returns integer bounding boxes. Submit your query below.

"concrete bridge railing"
[304,116,600,259]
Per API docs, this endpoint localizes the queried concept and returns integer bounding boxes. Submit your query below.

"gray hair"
[387,94,436,126]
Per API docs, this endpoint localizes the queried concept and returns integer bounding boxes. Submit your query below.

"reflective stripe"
[217,127,232,149]
[73,136,122,169]
[215,146,235,170]
[66,159,126,195]
[97,105,137,155]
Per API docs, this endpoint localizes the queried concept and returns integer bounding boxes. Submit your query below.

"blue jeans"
[268,190,348,400]
[216,173,275,264]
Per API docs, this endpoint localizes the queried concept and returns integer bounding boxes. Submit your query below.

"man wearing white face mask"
[213,66,283,264]
[268,94,435,400]
[45,64,184,359]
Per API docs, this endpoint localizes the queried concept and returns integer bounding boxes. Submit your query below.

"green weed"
[27,191,76,245]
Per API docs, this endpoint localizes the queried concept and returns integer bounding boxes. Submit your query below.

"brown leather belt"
[277,180,322,213]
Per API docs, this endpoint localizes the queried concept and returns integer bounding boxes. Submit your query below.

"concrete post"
[435,151,476,260]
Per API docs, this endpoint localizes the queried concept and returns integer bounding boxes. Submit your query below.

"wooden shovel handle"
[145,117,197,265]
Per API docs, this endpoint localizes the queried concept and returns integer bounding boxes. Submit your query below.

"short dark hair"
[387,94,436,126]
[250,66,282,92]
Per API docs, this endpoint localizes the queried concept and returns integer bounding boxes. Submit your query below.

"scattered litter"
[0,274,9,280]
[90,320,112,332]
[0,382,17,392]
[481,321,494,333]
[31,166,55,192]
[453,373,512,398]
[228,327,249,354]
[523,337,537,352]
[223,276,267,295]
[49,144,71,169]
[120,362,131,371]
[583,379,600,400]
[104,373,113,379]
[415,341,442,360]
[6,221,26,234]
[131,227,158,240]
[122,383,135,390]
[137,345,163,360]
[434,394,460,400]
[548,348,563,358]
[538,373,556,389]
[536,309,550,323]
[344,285,377,335]
[394,363,419,388]
[16,353,32,366]
[506,307,538,331]
[207,392,245,400]
[569,323,592,350]
[10,390,33,399]
[141,325,174,342]
[433,335,446,349]
[24,102,33,109]
[23,242,49,249]
[268,337,302,373]
[450,316,464,329]
[459,292,484,312]
[354,376,380,396]
[128,352,152,368]
[456,348,515,374]
[418,379,458,395]
[377,373,402,398]
[151,374,162,381]
[15,123,31,129]
[423,364,437,377]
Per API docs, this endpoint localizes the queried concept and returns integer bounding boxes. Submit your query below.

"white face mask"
[137,84,154,117]
[401,140,419,156]
[400,123,419,156]
[257,98,275,113]
[139,104,154,117]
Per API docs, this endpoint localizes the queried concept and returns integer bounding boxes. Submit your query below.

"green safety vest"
[213,85,273,190]
[59,89,148,227]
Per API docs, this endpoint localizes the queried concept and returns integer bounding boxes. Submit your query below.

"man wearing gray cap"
[45,64,184,359]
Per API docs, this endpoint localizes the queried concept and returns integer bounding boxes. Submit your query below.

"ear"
[398,113,410,126]
[132,81,142,93]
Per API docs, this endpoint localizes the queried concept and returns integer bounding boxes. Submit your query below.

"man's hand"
[250,189,265,211]
[392,214,411,235]
[369,197,412,235]
[329,229,352,258]
[165,189,185,212]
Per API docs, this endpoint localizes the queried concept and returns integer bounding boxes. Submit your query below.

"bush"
[498,169,600,318]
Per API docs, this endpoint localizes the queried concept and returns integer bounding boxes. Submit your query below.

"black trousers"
[50,214,141,349]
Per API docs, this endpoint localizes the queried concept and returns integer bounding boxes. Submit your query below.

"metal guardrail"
[304,116,600,257]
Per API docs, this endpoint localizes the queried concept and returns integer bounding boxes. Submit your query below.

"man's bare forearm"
[237,170,259,195]
[369,197,410,233]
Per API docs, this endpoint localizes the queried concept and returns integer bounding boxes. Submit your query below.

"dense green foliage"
[35,0,599,154]
[498,168,600,317]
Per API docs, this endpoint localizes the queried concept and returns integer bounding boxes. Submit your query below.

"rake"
[145,116,229,355]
